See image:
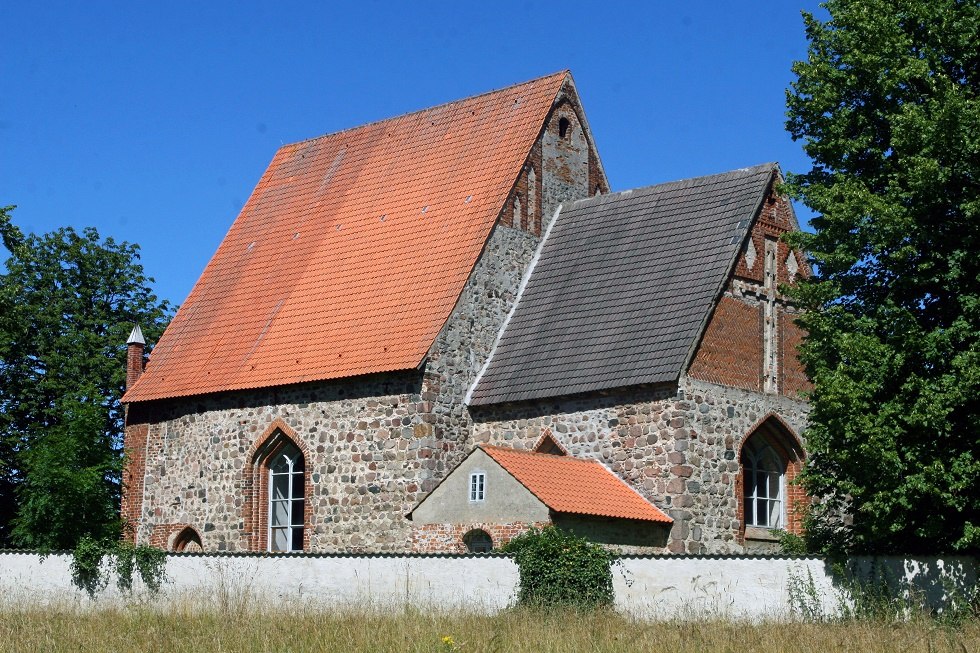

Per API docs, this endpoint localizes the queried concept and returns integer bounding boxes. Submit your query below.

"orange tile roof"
[481,446,672,523]
[124,72,569,403]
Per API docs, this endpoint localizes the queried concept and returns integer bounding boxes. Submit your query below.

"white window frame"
[469,471,486,502]
[268,444,304,552]
[743,444,784,529]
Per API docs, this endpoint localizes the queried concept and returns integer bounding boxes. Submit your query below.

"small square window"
[469,472,485,502]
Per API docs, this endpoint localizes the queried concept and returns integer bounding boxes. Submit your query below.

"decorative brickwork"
[689,296,764,392]
[690,184,812,398]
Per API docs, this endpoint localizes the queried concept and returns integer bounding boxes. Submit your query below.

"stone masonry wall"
[468,378,808,554]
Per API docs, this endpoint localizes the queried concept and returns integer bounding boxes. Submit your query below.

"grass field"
[0,605,977,653]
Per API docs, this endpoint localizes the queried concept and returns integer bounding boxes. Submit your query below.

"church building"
[122,71,810,555]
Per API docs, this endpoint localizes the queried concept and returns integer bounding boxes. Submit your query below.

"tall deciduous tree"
[0,206,172,549]
[785,1,980,553]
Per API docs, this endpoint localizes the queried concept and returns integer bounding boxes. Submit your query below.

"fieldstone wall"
[468,377,809,554]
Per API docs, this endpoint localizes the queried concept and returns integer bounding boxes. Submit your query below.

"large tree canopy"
[785,0,980,553]
[0,206,172,549]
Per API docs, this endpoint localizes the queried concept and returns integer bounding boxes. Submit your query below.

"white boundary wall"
[0,552,974,621]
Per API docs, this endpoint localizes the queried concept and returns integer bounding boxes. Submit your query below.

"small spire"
[127,324,145,346]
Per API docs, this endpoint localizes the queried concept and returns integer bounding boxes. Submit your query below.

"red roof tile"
[481,446,672,523]
[124,72,569,403]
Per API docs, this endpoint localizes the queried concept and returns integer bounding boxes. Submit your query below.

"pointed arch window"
[527,167,536,234]
[742,440,784,529]
[245,420,309,553]
[269,443,305,552]
[738,415,806,539]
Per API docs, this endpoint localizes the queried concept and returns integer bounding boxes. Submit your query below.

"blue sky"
[1,1,824,307]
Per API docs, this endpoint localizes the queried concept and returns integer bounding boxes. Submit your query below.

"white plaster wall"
[0,553,974,622]
[0,552,518,612]
[614,556,838,620]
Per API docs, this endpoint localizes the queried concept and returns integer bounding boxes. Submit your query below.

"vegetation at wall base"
[784,0,980,554]
[500,526,615,609]
[70,536,167,597]
[0,206,172,549]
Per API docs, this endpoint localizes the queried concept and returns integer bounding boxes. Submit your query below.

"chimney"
[126,324,146,390]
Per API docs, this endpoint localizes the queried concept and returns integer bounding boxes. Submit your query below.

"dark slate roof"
[468,163,777,405]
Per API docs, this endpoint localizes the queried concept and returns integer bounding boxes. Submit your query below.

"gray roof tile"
[469,163,776,405]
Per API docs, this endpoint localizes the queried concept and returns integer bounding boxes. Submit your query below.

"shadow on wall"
[127,369,426,425]
[818,557,979,619]
[553,514,670,550]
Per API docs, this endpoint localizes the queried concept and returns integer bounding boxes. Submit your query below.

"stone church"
[122,71,810,555]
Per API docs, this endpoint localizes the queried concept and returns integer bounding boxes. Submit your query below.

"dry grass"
[0,605,977,653]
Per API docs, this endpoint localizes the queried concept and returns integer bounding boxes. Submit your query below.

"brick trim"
[121,423,149,543]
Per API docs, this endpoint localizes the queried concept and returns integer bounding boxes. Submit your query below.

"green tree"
[0,206,172,548]
[784,1,980,553]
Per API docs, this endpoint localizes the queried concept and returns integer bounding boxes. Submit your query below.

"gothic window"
[738,415,806,539]
[463,529,493,553]
[533,432,566,456]
[527,168,536,233]
[559,116,570,138]
[269,443,305,552]
[741,439,785,529]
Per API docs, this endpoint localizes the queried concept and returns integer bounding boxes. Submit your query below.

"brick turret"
[126,324,145,390]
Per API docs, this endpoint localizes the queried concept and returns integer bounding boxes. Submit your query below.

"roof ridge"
[282,70,569,151]
[568,162,778,209]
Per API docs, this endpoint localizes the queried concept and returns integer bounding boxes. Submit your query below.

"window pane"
[271,455,290,474]
[291,527,303,551]
[744,497,754,525]
[292,471,304,499]
[760,448,780,472]
[271,499,290,527]
[271,527,290,552]
[756,499,768,527]
[291,500,305,527]
[768,472,780,499]
[769,499,781,528]
[755,472,767,499]
[272,473,289,500]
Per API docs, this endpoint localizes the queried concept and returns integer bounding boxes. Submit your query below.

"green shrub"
[70,536,167,597]
[501,526,615,609]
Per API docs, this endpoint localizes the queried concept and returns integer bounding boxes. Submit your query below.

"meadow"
[1,605,977,653]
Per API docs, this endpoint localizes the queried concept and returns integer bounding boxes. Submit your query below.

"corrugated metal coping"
[0,548,825,560]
